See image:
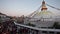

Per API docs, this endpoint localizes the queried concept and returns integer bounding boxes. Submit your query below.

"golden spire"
[41,0,47,11]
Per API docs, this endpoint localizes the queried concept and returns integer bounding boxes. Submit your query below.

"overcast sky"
[0,0,60,16]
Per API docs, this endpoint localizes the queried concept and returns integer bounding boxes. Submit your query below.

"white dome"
[32,11,55,19]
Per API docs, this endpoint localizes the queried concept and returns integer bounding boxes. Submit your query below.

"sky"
[0,0,60,17]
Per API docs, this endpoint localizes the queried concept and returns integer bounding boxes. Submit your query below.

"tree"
[53,22,60,29]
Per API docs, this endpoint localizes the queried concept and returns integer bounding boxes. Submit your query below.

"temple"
[24,0,59,28]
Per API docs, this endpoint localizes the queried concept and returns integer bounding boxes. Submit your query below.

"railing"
[14,22,60,34]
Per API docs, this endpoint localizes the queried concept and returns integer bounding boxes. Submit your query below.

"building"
[24,0,60,28]
[0,12,11,22]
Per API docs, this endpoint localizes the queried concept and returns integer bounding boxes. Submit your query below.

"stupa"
[24,0,57,28]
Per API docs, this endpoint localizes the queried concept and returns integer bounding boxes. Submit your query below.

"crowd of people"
[0,20,17,34]
[0,20,38,34]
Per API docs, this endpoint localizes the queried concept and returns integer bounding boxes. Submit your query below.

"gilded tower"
[41,0,47,11]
